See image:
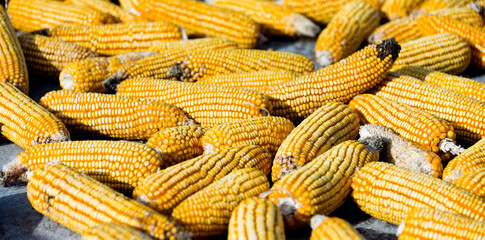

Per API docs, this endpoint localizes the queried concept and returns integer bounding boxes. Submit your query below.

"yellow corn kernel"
[420,0,474,11]
[118,0,139,11]
[310,215,365,240]
[148,38,238,53]
[172,168,270,238]
[443,138,485,182]
[271,102,360,182]
[66,0,148,23]
[133,145,272,213]
[82,222,153,240]
[452,168,485,198]
[381,0,425,20]
[429,6,485,27]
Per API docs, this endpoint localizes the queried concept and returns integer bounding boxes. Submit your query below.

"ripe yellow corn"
[133,0,259,48]
[390,33,471,74]
[39,90,193,140]
[0,6,28,94]
[167,49,314,82]
[430,6,485,27]
[7,0,110,33]
[442,138,485,182]
[351,161,485,225]
[420,0,474,11]
[397,208,485,240]
[271,102,360,182]
[146,125,211,168]
[133,145,272,213]
[66,0,148,23]
[208,0,320,37]
[268,38,400,122]
[172,168,270,238]
[359,124,443,177]
[116,78,272,126]
[19,34,99,79]
[265,139,382,228]
[40,22,182,55]
[0,82,70,150]
[148,38,238,53]
[381,0,425,20]
[200,116,295,154]
[310,215,364,240]
[315,1,380,66]
[228,197,285,240]
[27,162,191,239]
[372,72,485,143]
[2,140,162,192]
[59,52,156,93]
[82,222,152,240]
[453,168,485,198]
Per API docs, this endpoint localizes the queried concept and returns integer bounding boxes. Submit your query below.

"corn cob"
[417,15,485,69]
[268,38,400,122]
[390,33,471,74]
[395,66,485,103]
[351,161,485,225]
[228,197,285,240]
[359,124,443,177]
[200,116,295,154]
[167,49,314,82]
[19,34,99,79]
[39,22,182,55]
[66,0,147,23]
[83,222,153,240]
[118,0,139,11]
[420,0,474,11]
[133,145,272,213]
[315,1,380,66]
[0,82,70,150]
[146,125,211,168]
[453,168,485,198]
[7,0,111,33]
[397,208,485,240]
[115,78,272,126]
[381,0,425,20]
[172,168,270,238]
[0,5,28,94]
[27,162,191,239]
[310,215,365,240]
[196,70,296,94]
[133,0,259,48]
[271,102,360,182]
[208,0,320,37]
[372,72,485,143]
[148,38,238,53]
[264,138,383,228]
[59,52,156,93]
[430,6,485,27]
[442,138,485,182]
[39,90,193,140]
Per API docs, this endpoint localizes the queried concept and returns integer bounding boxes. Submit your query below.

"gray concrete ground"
[1,37,484,240]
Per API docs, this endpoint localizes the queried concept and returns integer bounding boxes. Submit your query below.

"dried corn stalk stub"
[82,222,153,240]
[443,138,485,182]
[271,102,360,182]
[27,162,192,239]
[453,168,485,198]
[310,215,365,240]
[172,168,270,238]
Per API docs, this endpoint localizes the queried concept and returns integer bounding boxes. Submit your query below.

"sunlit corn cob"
[417,15,485,69]
[7,0,110,33]
[82,222,153,240]
[228,197,285,240]
[390,33,471,74]
[453,168,485,198]
[208,0,320,37]
[397,208,485,240]
[310,215,364,240]
[271,102,360,182]
[0,5,28,94]
[196,70,296,94]
[268,38,400,122]
[146,125,211,168]
[59,52,156,93]
[172,168,269,238]
[0,82,70,149]
[116,78,272,126]
[133,0,259,48]
[133,145,272,213]
[200,116,295,154]
[118,0,139,11]
[442,138,485,182]
[265,139,383,228]
[27,162,191,239]
[430,6,485,27]
[167,49,314,82]
[372,72,485,143]
[19,34,99,79]
[148,38,238,53]
[315,1,380,66]
[66,0,147,23]
[381,0,425,20]
[351,161,485,225]
[359,124,443,177]
[420,0,474,11]
[40,22,182,55]
[395,66,485,103]
[39,90,193,140]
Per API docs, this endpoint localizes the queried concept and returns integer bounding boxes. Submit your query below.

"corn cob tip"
[310,215,328,230]
[1,160,28,186]
[396,220,405,237]
[102,72,128,93]
[358,136,385,153]
[439,138,466,155]
[316,49,334,67]
[59,72,75,90]
[376,37,401,60]
[273,155,300,182]
[202,142,214,154]
[368,31,385,45]
[32,130,70,145]
[290,13,321,38]
[259,187,303,223]
[167,63,186,81]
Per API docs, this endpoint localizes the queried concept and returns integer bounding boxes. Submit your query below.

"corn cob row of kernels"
[381,0,425,20]
[82,222,153,240]
[452,168,485,198]
[443,138,485,182]
[310,215,365,240]
[419,0,474,11]
[66,0,148,24]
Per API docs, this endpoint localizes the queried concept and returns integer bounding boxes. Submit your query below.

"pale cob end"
[377,37,400,61]
[310,215,328,230]
[33,130,71,145]
[0,160,28,186]
[316,50,334,67]
[289,13,321,37]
